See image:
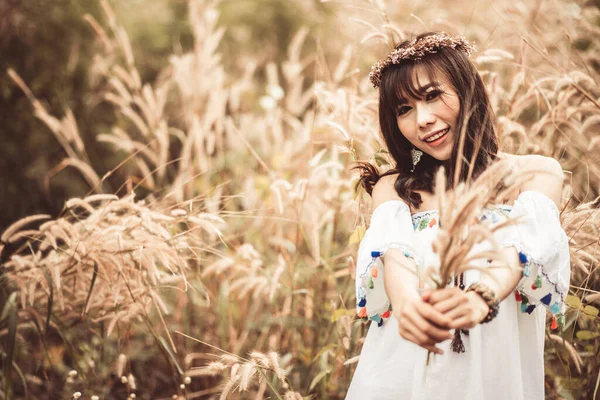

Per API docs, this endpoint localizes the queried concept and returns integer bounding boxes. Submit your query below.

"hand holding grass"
[424,288,490,330]
[394,294,454,355]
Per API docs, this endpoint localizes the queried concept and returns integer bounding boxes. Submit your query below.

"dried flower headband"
[369,33,476,88]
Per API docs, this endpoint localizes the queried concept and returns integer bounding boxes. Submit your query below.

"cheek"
[451,103,460,121]
[395,121,421,150]
[396,119,416,139]
[443,97,461,122]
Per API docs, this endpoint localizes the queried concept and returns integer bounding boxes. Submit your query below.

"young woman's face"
[395,65,460,161]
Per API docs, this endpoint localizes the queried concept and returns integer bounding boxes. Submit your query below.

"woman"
[346,32,570,400]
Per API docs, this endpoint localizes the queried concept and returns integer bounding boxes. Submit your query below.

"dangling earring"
[410,148,423,173]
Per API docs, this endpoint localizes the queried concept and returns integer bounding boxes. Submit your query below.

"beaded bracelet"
[466,283,500,323]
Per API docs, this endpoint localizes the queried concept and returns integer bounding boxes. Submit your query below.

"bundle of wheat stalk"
[424,157,591,374]
[430,160,529,288]
[409,159,525,362]
[1,193,222,340]
[180,334,302,400]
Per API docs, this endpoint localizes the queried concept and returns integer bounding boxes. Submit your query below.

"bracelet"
[466,283,500,323]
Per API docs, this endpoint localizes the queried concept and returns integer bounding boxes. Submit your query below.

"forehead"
[392,63,452,105]
[411,65,433,87]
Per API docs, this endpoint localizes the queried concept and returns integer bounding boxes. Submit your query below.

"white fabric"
[346,191,570,400]
[355,200,418,318]
[497,191,571,314]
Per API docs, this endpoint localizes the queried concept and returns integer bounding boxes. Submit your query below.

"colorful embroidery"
[516,250,565,304]
[360,204,566,331]
[356,247,416,324]
[412,210,436,231]
[411,205,512,231]
[515,251,565,330]
[360,205,516,328]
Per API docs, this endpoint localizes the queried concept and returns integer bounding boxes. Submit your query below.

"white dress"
[346,191,570,400]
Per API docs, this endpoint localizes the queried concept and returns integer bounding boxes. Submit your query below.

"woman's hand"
[394,295,454,355]
[424,287,489,330]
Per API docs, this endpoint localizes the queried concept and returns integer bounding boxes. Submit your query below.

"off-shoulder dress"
[346,191,570,400]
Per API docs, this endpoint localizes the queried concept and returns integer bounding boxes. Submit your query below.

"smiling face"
[395,65,460,161]
[375,36,499,208]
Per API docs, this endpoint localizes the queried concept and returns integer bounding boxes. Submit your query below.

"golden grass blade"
[1,215,50,243]
[548,334,582,374]
[1,293,18,397]
[82,262,98,316]
[46,158,102,193]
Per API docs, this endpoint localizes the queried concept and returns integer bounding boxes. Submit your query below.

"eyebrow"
[396,82,440,106]
[416,83,438,94]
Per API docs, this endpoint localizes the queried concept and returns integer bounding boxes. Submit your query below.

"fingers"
[448,306,487,329]
[449,315,477,330]
[405,303,453,342]
[423,344,444,355]
[399,320,446,355]
[427,287,462,305]
[447,292,489,328]
[396,300,453,354]
[399,321,432,346]
[415,300,452,329]
[420,290,432,303]
[404,331,445,355]
[396,298,457,354]
[427,289,488,325]
[444,306,469,321]
[431,292,468,314]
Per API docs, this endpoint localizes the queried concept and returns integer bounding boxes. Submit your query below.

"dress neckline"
[410,203,513,218]
[410,204,513,231]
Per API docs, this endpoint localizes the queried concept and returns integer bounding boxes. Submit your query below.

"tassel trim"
[510,247,565,303]
[356,246,417,326]
[512,249,566,330]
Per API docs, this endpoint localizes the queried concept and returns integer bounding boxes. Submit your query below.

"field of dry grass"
[1,0,600,399]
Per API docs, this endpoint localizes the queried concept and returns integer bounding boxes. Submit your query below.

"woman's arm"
[384,249,454,353]
[371,176,453,353]
[429,155,565,328]
[371,175,422,307]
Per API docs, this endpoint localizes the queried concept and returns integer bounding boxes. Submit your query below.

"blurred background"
[1,0,600,399]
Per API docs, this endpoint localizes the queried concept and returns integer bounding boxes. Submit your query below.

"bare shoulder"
[371,173,401,211]
[505,153,564,207]
[512,154,563,176]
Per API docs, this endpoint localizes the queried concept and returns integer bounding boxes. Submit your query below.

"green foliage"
[0,1,109,231]
[0,0,194,232]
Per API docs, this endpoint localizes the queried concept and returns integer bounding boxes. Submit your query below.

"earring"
[410,148,423,173]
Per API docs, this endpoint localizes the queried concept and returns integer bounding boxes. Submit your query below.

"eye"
[425,90,442,101]
[396,105,412,116]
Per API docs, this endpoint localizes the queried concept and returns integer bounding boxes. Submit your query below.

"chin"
[438,152,453,161]
[418,131,454,162]
[423,133,454,161]
[426,149,452,162]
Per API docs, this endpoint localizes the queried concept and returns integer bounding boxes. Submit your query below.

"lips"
[422,128,450,143]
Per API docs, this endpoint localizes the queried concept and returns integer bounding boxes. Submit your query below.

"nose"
[416,103,436,129]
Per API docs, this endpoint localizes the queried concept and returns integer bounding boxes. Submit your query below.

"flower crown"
[369,32,476,88]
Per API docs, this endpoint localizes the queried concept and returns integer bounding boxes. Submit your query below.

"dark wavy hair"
[356,32,499,209]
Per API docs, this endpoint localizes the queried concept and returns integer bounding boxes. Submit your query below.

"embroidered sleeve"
[497,191,570,328]
[355,200,419,326]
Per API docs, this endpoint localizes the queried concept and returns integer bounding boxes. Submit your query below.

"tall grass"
[1,0,600,399]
